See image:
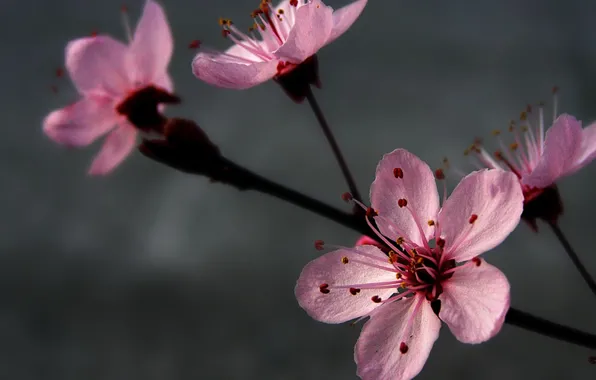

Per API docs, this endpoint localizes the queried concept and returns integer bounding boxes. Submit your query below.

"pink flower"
[465,98,596,227]
[43,0,174,175]
[295,149,523,380]
[191,0,368,90]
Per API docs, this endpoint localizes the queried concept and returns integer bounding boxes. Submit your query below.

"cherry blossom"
[296,149,523,379]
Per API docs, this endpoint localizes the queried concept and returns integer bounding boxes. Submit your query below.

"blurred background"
[2,0,596,378]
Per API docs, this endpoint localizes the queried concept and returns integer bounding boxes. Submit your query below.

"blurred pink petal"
[522,114,583,188]
[439,259,510,344]
[66,36,130,96]
[370,149,440,248]
[295,245,397,323]
[43,96,117,146]
[327,0,368,44]
[355,295,441,380]
[88,125,137,175]
[439,169,523,262]
[129,0,173,83]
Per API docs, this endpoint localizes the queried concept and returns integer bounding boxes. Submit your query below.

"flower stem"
[304,87,362,203]
[219,156,371,237]
[547,221,596,299]
[506,307,596,349]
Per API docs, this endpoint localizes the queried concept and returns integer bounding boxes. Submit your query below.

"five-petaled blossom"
[465,96,596,228]
[43,0,175,175]
[296,149,523,380]
[191,0,368,90]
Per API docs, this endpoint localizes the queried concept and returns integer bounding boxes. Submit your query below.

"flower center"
[115,85,180,133]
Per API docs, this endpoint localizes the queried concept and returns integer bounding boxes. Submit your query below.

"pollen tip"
[366,207,378,218]
[319,283,330,294]
[341,256,349,264]
[468,214,478,224]
[520,111,527,121]
[399,342,409,354]
[472,257,482,266]
[427,220,435,226]
[341,192,353,202]
[434,169,445,180]
[436,237,445,248]
[396,237,405,245]
[120,4,128,13]
[349,288,361,295]
[188,39,201,49]
[371,295,382,303]
[491,129,501,136]
[397,198,408,208]
[314,239,325,251]
[393,167,404,179]
[552,85,559,94]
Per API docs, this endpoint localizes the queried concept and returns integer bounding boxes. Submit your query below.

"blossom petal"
[570,121,596,171]
[522,114,583,188]
[66,36,130,96]
[43,96,117,147]
[439,169,523,262]
[355,295,441,380]
[129,0,173,83]
[370,149,440,247]
[439,259,510,343]
[273,0,334,63]
[295,245,397,323]
[88,124,137,175]
[326,0,368,44]
[191,45,278,89]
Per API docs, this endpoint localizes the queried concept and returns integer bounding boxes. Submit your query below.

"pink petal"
[326,0,368,44]
[43,96,118,147]
[295,245,397,323]
[370,149,440,248]
[439,259,510,343]
[273,0,334,63]
[569,121,596,172]
[522,114,583,188]
[355,295,441,380]
[66,36,130,96]
[191,45,278,89]
[438,169,523,262]
[88,124,137,175]
[129,0,173,84]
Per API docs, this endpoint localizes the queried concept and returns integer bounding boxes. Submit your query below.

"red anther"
[436,238,445,248]
[398,199,408,208]
[349,288,360,295]
[371,295,382,303]
[90,30,98,37]
[289,0,298,6]
[341,192,353,202]
[366,207,378,218]
[221,30,231,38]
[319,283,330,294]
[314,240,324,251]
[472,257,481,267]
[552,86,559,94]
[341,256,349,264]
[55,68,64,78]
[468,214,478,224]
[393,167,403,179]
[399,342,409,354]
[188,40,201,49]
[434,168,445,180]
[120,4,128,12]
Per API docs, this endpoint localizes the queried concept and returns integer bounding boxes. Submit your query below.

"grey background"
[2,0,596,378]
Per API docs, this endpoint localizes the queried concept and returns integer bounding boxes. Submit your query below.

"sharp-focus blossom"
[464,94,596,228]
[296,149,523,380]
[192,0,368,90]
[43,0,174,175]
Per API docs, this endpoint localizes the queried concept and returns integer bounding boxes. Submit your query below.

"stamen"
[472,257,482,266]
[427,220,435,226]
[341,256,349,264]
[341,192,353,202]
[398,199,407,208]
[314,239,325,251]
[349,288,361,295]
[120,5,132,43]
[319,283,330,294]
[393,167,404,179]
[399,342,409,354]
[468,214,478,224]
[552,86,559,122]
[371,296,382,303]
